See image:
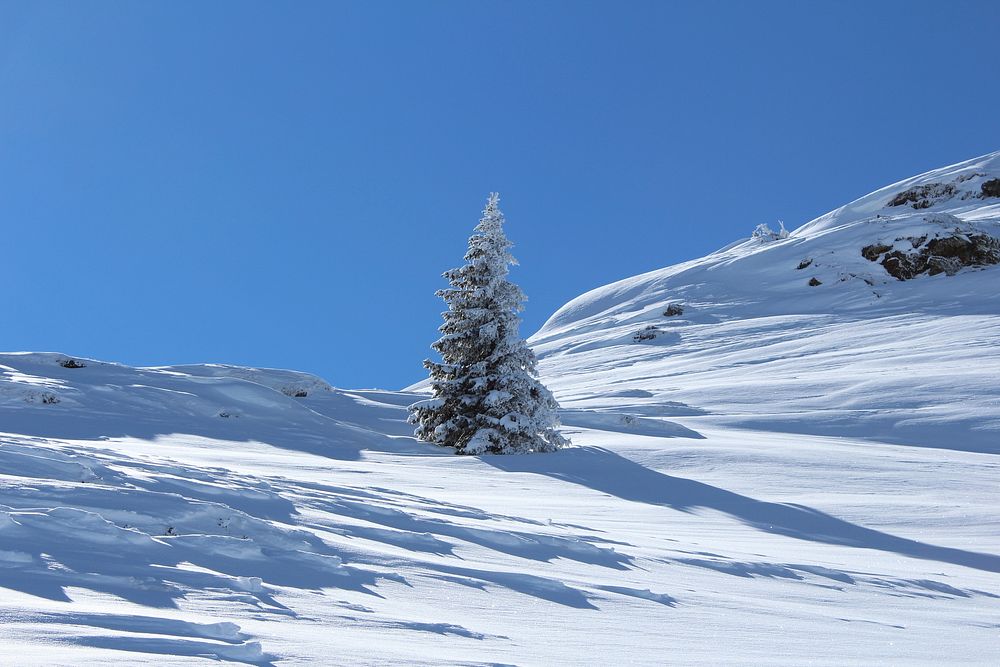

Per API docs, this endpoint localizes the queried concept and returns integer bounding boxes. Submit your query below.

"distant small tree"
[408,193,567,454]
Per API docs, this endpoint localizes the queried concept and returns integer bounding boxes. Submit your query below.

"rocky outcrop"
[662,304,684,317]
[863,233,1000,280]
[861,244,891,261]
[887,183,957,209]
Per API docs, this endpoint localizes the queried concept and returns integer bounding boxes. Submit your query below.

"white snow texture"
[2,151,1000,665]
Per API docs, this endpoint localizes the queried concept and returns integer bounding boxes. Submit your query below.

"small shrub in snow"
[633,326,660,342]
[24,391,60,404]
[408,193,567,455]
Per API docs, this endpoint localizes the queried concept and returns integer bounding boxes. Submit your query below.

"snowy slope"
[2,152,1000,665]
[532,150,1000,452]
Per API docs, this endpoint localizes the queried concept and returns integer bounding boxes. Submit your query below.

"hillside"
[2,152,999,665]
[532,150,1000,452]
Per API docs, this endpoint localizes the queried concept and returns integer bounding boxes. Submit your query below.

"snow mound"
[164,363,334,398]
[0,352,392,458]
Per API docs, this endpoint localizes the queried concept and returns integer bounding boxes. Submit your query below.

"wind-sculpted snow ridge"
[532,150,1000,453]
[0,353,392,459]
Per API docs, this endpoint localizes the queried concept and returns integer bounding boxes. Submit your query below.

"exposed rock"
[982,178,1000,198]
[926,234,1000,270]
[281,387,309,398]
[881,251,921,280]
[866,233,1000,280]
[926,256,962,277]
[861,243,892,261]
[808,277,822,286]
[58,358,86,369]
[796,258,812,270]
[662,304,684,317]
[887,183,956,209]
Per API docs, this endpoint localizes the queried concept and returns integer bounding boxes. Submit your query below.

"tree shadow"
[484,446,1000,574]
[297,493,633,570]
[421,568,598,609]
[559,409,704,439]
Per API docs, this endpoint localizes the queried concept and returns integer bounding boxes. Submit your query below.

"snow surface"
[2,152,1000,664]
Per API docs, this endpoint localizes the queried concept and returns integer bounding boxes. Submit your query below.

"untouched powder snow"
[532,150,1000,453]
[2,152,1000,664]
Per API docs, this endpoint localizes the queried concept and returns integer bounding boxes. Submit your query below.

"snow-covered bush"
[408,193,567,455]
[752,221,789,242]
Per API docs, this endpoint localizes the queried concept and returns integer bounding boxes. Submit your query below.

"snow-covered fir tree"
[408,193,568,455]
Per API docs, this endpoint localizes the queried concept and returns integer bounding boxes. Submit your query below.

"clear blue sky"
[2,1,997,389]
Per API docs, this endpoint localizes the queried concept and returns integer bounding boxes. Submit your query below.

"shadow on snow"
[484,446,1000,574]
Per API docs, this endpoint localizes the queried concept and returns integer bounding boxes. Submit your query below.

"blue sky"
[2,1,997,389]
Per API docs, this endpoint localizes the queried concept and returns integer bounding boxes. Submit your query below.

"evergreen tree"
[408,193,568,454]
